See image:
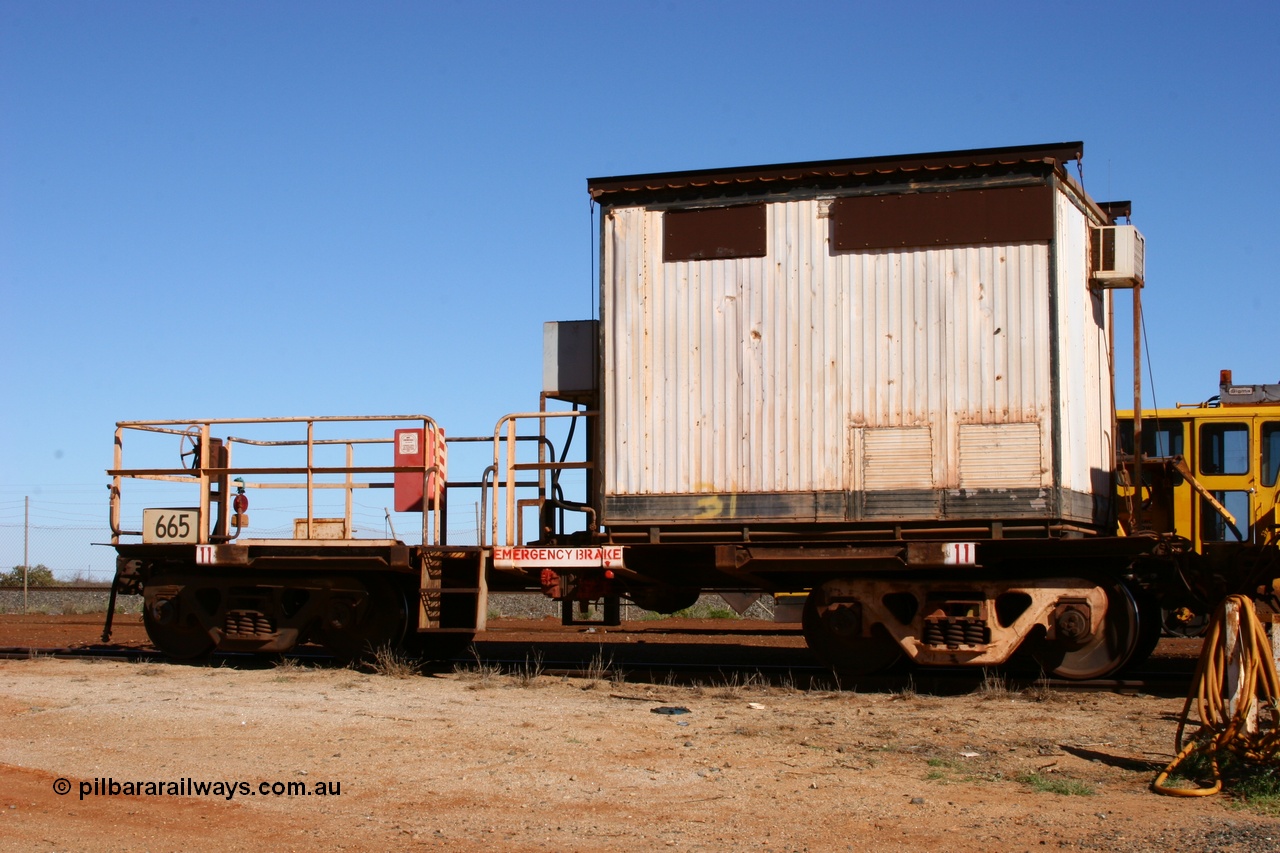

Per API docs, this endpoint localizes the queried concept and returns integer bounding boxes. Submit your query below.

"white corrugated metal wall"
[602,194,1086,499]
[1054,190,1113,495]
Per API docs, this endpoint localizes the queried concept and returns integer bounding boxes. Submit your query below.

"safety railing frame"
[487,409,597,549]
[109,415,447,548]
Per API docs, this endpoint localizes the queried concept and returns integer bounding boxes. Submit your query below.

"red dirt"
[0,613,1273,852]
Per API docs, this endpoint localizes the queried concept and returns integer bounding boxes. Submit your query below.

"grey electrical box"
[543,320,598,403]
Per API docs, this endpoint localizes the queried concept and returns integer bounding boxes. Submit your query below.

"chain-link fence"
[0,492,117,582]
[0,524,116,585]
[0,492,120,613]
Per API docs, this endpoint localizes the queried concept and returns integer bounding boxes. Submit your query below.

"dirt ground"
[1,614,1278,852]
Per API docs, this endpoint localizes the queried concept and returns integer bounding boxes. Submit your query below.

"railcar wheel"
[318,577,409,662]
[143,593,215,659]
[1033,582,1141,680]
[802,586,902,678]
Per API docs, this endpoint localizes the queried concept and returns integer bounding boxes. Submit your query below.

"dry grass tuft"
[454,648,502,689]
[581,646,614,690]
[714,671,768,699]
[1021,675,1061,702]
[512,651,546,688]
[890,676,918,701]
[974,669,1016,700]
[369,644,421,679]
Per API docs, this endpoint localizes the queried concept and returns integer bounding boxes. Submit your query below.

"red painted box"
[393,427,446,512]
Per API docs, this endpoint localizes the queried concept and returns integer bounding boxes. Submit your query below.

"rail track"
[0,640,1198,696]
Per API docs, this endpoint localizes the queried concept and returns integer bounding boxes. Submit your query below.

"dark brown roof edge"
[1098,200,1132,222]
[588,141,1084,201]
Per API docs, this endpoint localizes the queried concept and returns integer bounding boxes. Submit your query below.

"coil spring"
[925,619,988,647]
[226,610,275,637]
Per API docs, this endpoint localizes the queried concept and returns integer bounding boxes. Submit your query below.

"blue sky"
[1,1,1277,572]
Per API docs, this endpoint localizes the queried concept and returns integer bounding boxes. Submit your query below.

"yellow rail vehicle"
[1118,371,1280,634]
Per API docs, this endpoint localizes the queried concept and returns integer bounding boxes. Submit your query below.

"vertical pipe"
[421,420,441,548]
[104,427,124,641]
[432,421,443,546]
[225,440,234,539]
[538,395,547,500]
[214,438,230,540]
[488,433,500,548]
[1131,284,1143,532]
[111,427,123,544]
[424,417,435,545]
[1107,290,1114,430]
[1107,289,1118,528]
[480,465,494,548]
[345,442,354,538]
[505,417,518,546]
[436,423,447,546]
[198,424,210,544]
[306,421,314,539]
[23,496,29,612]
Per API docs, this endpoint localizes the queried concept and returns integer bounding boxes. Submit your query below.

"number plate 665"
[142,508,199,544]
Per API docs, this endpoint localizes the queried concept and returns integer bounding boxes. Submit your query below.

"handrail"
[488,410,596,549]
[118,414,440,427]
[110,414,446,547]
[479,464,495,548]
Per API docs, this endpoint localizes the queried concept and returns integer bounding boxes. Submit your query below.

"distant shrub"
[673,601,739,620]
[0,565,58,587]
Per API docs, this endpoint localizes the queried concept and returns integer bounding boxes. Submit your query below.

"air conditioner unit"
[1090,224,1145,286]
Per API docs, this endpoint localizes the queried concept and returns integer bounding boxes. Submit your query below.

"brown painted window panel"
[663,203,767,262]
[830,185,1053,251]
[1090,225,1116,272]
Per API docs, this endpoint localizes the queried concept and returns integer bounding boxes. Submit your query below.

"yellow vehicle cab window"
[1263,422,1280,488]
[1199,422,1249,475]
[1202,490,1250,542]
[1118,420,1184,457]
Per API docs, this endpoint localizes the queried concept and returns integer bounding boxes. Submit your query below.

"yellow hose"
[1152,595,1280,797]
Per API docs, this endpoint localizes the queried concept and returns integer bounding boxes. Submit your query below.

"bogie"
[800,576,1155,680]
[136,568,461,663]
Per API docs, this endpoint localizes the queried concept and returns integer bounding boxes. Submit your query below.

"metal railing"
[488,409,596,549]
[108,415,446,547]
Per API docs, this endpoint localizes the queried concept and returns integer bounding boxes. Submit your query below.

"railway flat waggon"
[104,142,1278,680]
